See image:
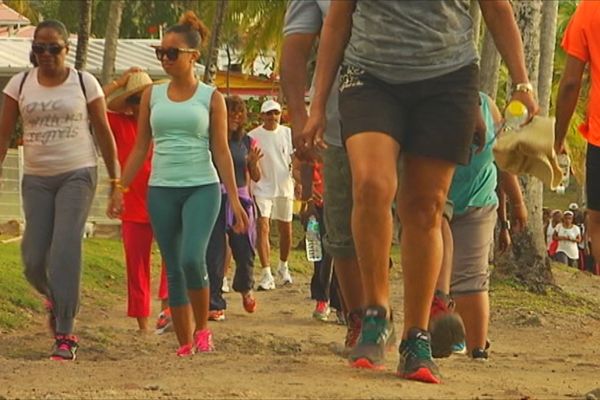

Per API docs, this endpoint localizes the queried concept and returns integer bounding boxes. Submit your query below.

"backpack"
[18,68,87,99]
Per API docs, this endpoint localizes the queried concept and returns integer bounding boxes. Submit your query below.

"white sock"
[262,267,272,276]
[278,260,288,270]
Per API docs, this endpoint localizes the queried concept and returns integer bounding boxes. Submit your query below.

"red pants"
[122,221,168,317]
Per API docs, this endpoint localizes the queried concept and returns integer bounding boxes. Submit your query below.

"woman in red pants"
[103,68,170,333]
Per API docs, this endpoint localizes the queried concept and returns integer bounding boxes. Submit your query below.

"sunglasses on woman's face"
[152,46,197,61]
[31,42,66,55]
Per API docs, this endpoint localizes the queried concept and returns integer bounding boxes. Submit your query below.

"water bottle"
[504,100,528,131]
[305,215,323,262]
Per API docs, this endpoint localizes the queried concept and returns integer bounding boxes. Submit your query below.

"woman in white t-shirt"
[0,20,119,361]
[553,211,582,268]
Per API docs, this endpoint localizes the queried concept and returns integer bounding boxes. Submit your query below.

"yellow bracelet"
[115,183,130,193]
[107,178,121,184]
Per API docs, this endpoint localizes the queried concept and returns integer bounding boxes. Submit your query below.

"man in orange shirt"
[555,0,600,275]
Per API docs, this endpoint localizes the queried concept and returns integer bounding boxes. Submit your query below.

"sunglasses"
[31,42,66,55]
[152,46,198,61]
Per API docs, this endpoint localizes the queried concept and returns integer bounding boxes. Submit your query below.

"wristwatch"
[500,220,511,231]
[513,82,533,94]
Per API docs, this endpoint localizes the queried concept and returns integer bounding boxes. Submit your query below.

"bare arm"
[280,33,317,144]
[554,55,586,153]
[300,1,355,153]
[120,86,153,189]
[479,0,539,117]
[0,95,19,164]
[88,98,119,182]
[211,91,249,232]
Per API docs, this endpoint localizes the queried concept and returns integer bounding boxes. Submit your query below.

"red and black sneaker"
[429,294,465,358]
[397,328,441,384]
[50,335,79,361]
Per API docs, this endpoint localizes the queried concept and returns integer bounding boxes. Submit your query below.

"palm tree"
[203,0,228,84]
[496,0,553,292]
[101,0,124,84]
[75,0,93,71]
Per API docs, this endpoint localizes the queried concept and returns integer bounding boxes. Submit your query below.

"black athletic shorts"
[338,63,480,165]
[587,143,600,211]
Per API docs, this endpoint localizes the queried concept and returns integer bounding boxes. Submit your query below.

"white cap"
[260,99,282,113]
[564,210,574,216]
[568,202,579,211]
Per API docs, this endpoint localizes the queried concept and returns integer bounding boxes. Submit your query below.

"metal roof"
[0,37,205,79]
[0,3,30,26]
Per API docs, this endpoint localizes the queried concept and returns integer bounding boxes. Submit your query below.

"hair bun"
[179,11,209,45]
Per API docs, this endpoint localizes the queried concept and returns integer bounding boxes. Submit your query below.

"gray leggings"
[21,167,97,334]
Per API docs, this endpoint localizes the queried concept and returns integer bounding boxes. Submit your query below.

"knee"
[182,258,209,288]
[257,220,270,237]
[399,190,447,230]
[353,175,396,208]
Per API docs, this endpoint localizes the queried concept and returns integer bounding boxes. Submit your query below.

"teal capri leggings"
[148,184,221,307]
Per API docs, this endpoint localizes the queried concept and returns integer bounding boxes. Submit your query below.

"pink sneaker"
[194,329,214,353]
[176,343,194,357]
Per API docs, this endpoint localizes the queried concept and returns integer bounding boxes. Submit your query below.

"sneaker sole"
[155,324,173,335]
[397,368,441,384]
[312,313,329,322]
[350,358,385,370]
[50,354,76,361]
[430,314,465,358]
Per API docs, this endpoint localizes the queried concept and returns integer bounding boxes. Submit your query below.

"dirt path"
[1,267,600,399]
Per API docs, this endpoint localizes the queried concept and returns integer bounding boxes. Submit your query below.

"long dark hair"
[225,96,248,141]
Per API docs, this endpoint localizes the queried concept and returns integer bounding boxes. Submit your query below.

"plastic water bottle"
[305,215,323,262]
[504,100,528,131]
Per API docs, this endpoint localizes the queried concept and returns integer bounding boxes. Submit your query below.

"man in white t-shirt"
[553,210,582,267]
[249,100,294,289]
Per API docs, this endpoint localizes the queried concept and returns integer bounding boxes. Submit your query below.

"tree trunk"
[74,0,93,71]
[101,0,124,85]
[203,0,228,85]
[537,0,559,116]
[496,0,553,293]
[470,0,482,47]
[479,27,501,99]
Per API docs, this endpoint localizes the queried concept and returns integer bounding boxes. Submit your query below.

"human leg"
[206,196,227,314]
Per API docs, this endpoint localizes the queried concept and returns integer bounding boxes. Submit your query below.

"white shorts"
[255,196,293,222]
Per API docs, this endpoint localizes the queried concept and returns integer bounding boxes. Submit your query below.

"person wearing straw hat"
[556,0,600,275]
[104,67,170,334]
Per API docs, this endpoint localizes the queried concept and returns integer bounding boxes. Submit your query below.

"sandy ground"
[1,265,600,399]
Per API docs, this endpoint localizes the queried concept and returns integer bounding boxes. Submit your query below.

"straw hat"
[106,71,154,112]
[493,116,563,190]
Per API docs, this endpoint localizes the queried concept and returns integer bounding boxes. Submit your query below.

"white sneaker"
[256,272,276,291]
[278,266,293,285]
[221,277,230,293]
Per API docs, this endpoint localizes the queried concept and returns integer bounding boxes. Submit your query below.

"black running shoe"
[397,327,441,384]
[349,306,396,370]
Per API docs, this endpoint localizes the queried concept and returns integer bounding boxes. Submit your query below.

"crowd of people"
[0,0,599,387]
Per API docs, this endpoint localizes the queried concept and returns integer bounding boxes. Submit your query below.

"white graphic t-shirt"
[3,67,103,176]
[248,124,294,199]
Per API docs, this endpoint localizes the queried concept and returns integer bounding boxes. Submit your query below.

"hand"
[554,138,566,156]
[498,227,512,254]
[106,189,123,219]
[510,90,539,125]
[115,66,143,87]
[297,109,327,161]
[231,201,249,234]
[511,202,528,233]
[247,146,263,166]
[300,201,317,227]
[473,107,487,153]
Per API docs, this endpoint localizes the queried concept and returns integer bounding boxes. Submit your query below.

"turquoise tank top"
[149,82,219,187]
[448,92,499,215]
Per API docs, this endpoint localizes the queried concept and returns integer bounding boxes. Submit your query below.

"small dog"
[83,221,96,239]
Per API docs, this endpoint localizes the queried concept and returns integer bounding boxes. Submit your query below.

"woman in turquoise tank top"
[110,11,248,357]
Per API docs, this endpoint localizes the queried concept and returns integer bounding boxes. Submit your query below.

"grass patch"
[490,271,600,320]
[0,238,129,331]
